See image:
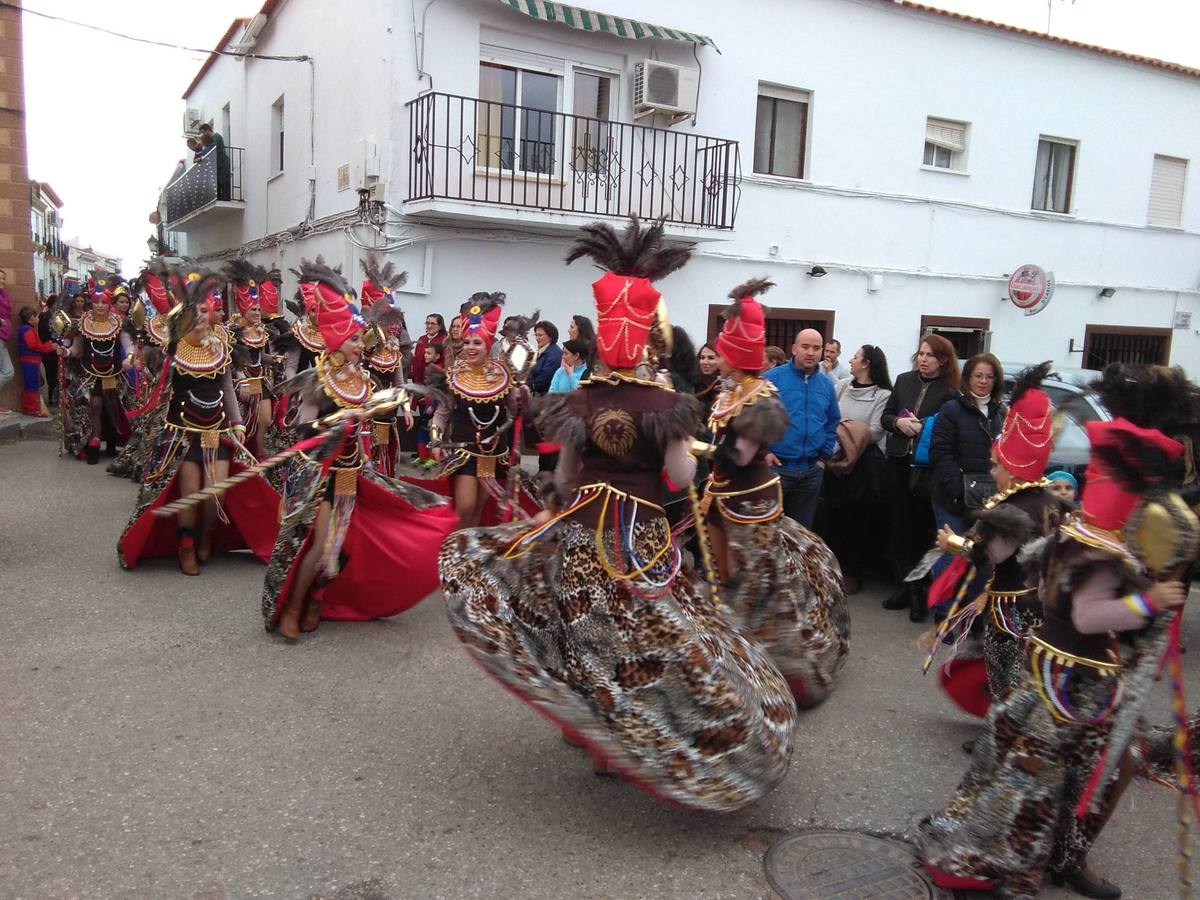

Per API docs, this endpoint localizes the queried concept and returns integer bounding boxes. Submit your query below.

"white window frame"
[1147,153,1188,229]
[1031,135,1078,215]
[753,82,812,182]
[921,116,969,174]
[270,95,285,178]
[477,47,566,180]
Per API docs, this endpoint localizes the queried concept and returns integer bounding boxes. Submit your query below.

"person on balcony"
[198,124,231,201]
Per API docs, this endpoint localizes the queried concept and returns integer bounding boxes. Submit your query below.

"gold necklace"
[318,353,371,408]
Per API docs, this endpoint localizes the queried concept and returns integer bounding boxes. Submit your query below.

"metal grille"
[405,92,740,229]
[765,317,828,350]
[765,830,953,899]
[1084,330,1169,369]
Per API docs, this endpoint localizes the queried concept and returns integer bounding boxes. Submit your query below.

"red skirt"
[271,473,460,622]
[118,457,279,569]
[397,471,542,525]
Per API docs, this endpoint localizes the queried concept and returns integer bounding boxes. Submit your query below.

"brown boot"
[177,529,200,576]
[197,529,212,564]
[300,591,323,633]
[277,595,303,642]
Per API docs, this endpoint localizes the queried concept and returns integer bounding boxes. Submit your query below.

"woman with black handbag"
[929,354,1006,554]
[880,334,959,620]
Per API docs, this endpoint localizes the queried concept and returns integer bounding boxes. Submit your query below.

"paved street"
[3,437,1198,899]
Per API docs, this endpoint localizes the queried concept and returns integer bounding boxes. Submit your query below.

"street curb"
[0,414,56,443]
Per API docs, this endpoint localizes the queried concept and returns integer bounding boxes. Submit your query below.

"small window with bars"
[923,117,967,171]
[1148,154,1187,228]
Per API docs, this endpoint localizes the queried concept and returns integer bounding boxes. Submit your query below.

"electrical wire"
[6,0,309,62]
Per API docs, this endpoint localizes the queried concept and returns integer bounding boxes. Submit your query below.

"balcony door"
[477,63,560,175]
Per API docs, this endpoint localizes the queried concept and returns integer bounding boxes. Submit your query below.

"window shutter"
[925,118,966,153]
[1148,154,1187,227]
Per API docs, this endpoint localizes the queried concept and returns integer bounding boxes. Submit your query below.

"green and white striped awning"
[495,0,717,49]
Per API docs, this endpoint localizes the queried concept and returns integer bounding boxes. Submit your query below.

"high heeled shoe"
[1050,868,1121,899]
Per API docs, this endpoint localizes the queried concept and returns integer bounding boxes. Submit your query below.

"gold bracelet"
[946,533,975,556]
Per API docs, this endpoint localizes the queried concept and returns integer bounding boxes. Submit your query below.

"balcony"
[404,92,740,237]
[163,146,245,231]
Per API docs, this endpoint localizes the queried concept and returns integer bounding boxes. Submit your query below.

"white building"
[65,240,122,289]
[29,181,66,298]
[170,0,1200,374]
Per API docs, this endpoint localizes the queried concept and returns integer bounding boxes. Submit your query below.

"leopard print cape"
[439,516,798,812]
[107,400,166,482]
[916,662,1117,898]
[718,506,849,708]
[983,605,1041,698]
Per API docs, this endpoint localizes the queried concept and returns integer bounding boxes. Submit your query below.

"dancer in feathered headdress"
[255,257,457,641]
[358,253,413,476]
[61,274,135,463]
[918,363,1199,900]
[223,258,277,460]
[420,288,529,527]
[702,277,849,708]
[438,217,797,812]
[118,262,280,577]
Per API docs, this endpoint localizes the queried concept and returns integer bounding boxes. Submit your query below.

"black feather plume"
[224,257,268,286]
[1011,361,1053,405]
[460,291,506,317]
[1090,363,1200,434]
[359,253,408,293]
[565,215,691,281]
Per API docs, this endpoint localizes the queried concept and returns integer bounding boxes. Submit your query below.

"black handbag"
[962,473,998,511]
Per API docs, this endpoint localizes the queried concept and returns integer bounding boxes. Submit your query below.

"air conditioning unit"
[633,60,698,118]
[182,108,204,136]
[352,138,380,191]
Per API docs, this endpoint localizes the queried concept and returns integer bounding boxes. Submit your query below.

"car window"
[1052,411,1092,467]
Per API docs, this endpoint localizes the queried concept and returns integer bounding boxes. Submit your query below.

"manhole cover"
[764,830,953,900]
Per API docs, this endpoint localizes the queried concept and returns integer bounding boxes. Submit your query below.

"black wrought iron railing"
[164,145,244,225]
[406,92,740,229]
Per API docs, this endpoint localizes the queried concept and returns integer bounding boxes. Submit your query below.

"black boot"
[85,440,100,465]
[882,583,910,610]
[909,578,929,622]
[1050,867,1121,899]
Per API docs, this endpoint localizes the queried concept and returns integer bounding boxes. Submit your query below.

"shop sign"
[1008,264,1054,316]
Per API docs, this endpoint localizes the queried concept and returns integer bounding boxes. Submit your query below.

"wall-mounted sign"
[1175,310,1192,329]
[1008,264,1054,317]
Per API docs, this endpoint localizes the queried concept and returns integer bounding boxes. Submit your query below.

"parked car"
[1001,363,1110,487]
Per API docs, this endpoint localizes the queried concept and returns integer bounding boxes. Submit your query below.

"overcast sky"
[21,0,1200,275]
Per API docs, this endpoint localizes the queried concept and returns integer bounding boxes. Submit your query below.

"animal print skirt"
[717,507,849,708]
[439,516,798,812]
[917,665,1117,898]
[983,604,1042,698]
[107,400,166,481]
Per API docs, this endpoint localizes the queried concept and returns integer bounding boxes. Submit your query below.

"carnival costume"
[260,259,457,640]
[704,280,849,708]
[107,264,174,480]
[63,276,133,464]
[118,266,279,575]
[918,415,1199,899]
[358,254,411,477]
[927,362,1068,711]
[224,259,285,461]
[439,218,796,812]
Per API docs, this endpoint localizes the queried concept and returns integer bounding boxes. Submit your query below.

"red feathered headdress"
[259,268,282,317]
[295,257,362,354]
[995,362,1054,482]
[457,292,504,351]
[716,279,773,373]
[565,216,690,371]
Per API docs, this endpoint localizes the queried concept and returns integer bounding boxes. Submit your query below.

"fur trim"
[285,291,305,318]
[273,368,323,406]
[642,391,703,447]
[460,291,505,317]
[502,310,541,343]
[1010,360,1053,405]
[731,394,788,445]
[359,253,408,293]
[564,215,691,282]
[970,505,1038,567]
[1090,363,1200,434]
[532,393,586,451]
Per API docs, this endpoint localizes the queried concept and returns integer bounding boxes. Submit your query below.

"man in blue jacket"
[763,328,841,527]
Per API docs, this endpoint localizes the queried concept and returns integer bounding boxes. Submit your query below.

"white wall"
[175,0,1200,374]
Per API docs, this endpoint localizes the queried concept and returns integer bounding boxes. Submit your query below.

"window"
[221,102,231,146]
[1031,137,1076,213]
[923,117,967,171]
[571,70,613,175]
[708,305,833,352]
[477,62,560,174]
[1148,154,1187,227]
[1082,326,1171,370]
[270,96,285,175]
[920,315,991,360]
[754,85,809,179]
